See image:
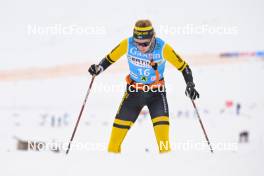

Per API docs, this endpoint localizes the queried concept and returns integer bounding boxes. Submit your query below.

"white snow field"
[0,0,263,175]
[0,61,263,176]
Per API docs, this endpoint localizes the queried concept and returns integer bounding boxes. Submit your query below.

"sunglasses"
[134,40,151,47]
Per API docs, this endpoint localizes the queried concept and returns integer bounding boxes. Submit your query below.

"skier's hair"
[135,20,152,28]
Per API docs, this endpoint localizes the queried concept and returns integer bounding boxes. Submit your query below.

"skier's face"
[134,38,153,53]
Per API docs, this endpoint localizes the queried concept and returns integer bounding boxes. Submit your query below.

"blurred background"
[0,0,263,175]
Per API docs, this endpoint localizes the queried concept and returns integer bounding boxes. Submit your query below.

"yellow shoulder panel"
[106,38,128,63]
[163,43,187,71]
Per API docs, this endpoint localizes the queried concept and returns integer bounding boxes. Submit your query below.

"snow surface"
[0,61,264,176]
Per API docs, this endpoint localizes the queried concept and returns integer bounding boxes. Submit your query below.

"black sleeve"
[182,65,194,84]
[98,56,112,71]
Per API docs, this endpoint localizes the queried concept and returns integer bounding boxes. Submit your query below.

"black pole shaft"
[66,75,96,155]
[191,100,214,153]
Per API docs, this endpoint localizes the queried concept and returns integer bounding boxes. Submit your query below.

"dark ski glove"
[185,82,200,100]
[88,64,103,76]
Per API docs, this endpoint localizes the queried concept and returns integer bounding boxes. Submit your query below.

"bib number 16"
[138,68,150,76]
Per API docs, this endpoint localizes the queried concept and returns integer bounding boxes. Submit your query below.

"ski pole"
[191,99,214,153]
[66,75,96,154]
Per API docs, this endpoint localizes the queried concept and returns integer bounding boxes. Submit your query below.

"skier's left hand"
[185,82,200,100]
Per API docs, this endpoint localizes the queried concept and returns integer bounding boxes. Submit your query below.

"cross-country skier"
[88,19,199,153]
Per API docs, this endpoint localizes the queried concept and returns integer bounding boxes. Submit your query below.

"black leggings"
[115,85,169,122]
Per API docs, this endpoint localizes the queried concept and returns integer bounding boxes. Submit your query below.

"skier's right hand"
[88,64,103,76]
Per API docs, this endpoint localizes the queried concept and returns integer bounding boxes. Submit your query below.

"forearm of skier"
[182,66,200,100]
